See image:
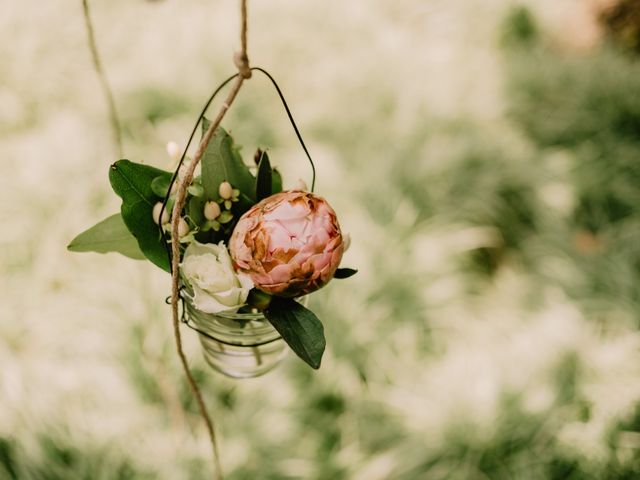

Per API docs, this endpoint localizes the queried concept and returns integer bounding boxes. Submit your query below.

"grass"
[2,1,640,478]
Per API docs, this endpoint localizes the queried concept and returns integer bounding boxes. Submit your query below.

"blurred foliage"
[3,1,640,479]
[124,87,191,126]
[599,0,640,54]
[503,6,640,329]
[500,5,539,49]
[0,434,152,480]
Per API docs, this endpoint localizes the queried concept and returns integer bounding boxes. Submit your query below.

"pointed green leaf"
[255,151,273,201]
[67,213,146,260]
[108,160,172,272]
[272,167,283,194]
[200,118,256,203]
[187,196,206,227]
[333,268,358,279]
[264,297,326,369]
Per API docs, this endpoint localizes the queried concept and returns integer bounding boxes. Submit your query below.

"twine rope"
[168,1,251,478]
[84,0,317,477]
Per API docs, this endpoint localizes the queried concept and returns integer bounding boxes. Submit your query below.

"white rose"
[180,241,253,313]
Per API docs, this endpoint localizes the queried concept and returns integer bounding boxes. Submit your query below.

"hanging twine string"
[234,0,251,79]
[169,1,251,478]
[81,0,123,158]
[163,62,317,479]
[84,0,316,477]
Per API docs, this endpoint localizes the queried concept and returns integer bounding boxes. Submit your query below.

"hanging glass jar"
[181,288,306,378]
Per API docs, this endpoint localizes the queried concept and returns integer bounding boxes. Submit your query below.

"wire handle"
[251,67,317,192]
[159,67,318,267]
[159,67,316,233]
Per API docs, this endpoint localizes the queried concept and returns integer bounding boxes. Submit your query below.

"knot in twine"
[234,51,252,79]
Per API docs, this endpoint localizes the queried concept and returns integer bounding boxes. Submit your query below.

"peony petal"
[278,216,309,239]
[310,252,331,272]
[258,283,288,295]
[264,263,294,285]
[227,190,344,297]
[250,271,274,287]
[264,200,307,221]
[269,247,298,265]
[267,223,293,253]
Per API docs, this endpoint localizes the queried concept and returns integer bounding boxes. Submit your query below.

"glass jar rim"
[179,282,307,320]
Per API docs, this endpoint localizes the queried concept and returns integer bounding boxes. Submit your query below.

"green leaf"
[255,151,273,201]
[109,160,172,272]
[187,196,206,227]
[67,213,146,260]
[272,167,283,194]
[150,175,171,198]
[246,288,272,311]
[200,119,256,203]
[334,268,358,279]
[264,297,326,369]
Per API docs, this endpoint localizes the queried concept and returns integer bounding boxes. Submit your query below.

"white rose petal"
[180,240,254,313]
[237,273,254,293]
[191,285,232,313]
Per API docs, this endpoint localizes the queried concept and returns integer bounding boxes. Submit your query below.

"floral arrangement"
[68,121,356,370]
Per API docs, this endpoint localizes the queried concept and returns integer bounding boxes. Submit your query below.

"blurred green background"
[3,0,640,478]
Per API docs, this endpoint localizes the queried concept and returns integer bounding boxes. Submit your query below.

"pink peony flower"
[229,190,344,297]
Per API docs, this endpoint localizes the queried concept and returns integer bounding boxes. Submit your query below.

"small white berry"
[219,181,233,200]
[203,201,221,220]
[177,217,190,237]
[152,202,169,225]
[166,141,181,162]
